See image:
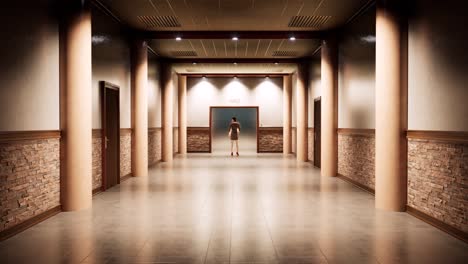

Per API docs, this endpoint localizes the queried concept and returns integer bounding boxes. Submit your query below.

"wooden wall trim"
[337,128,375,137]
[337,174,375,195]
[120,128,132,135]
[0,130,61,143]
[188,127,210,130]
[148,127,162,132]
[407,206,468,243]
[259,127,283,131]
[0,205,61,241]
[407,130,468,144]
[92,129,102,138]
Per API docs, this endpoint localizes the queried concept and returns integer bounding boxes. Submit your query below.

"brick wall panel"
[149,128,162,165]
[187,128,210,152]
[0,138,60,232]
[258,128,283,152]
[120,132,131,177]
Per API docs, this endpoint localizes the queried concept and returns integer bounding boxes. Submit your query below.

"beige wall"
[186,77,283,127]
[148,57,162,128]
[91,6,131,129]
[338,6,376,129]
[408,0,468,131]
[0,2,59,131]
[308,59,322,127]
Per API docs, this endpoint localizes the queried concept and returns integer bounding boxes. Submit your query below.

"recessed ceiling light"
[274,62,279,65]
[233,62,237,65]
[289,36,296,41]
[232,37,239,41]
[192,62,197,65]
[176,36,182,41]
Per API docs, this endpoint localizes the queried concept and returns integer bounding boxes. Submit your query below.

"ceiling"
[149,38,321,58]
[97,0,371,62]
[100,0,370,31]
[172,62,298,74]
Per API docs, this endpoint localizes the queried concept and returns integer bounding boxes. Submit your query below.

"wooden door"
[314,98,321,168]
[101,82,120,190]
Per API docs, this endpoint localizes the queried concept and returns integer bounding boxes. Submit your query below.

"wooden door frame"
[100,81,120,191]
[209,106,260,153]
[313,96,321,168]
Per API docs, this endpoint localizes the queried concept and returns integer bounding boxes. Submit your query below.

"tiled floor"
[0,154,467,264]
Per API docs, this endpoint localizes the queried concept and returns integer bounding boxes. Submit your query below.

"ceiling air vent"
[137,15,181,28]
[288,15,331,28]
[272,50,298,57]
[170,50,198,57]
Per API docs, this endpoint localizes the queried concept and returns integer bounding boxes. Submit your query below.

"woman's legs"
[235,140,239,155]
[230,140,234,154]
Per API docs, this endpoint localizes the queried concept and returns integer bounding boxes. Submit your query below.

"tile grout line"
[228,177,234,264]
[260,195,281,263]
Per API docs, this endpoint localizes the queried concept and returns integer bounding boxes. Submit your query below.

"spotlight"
[289,36,296,41]
[232,36,239,41]
[176,36,182,41]
[192,62,197,65]
[233,62,237,65]
[274,62,279,65]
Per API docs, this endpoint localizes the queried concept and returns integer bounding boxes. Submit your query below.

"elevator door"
[210,107,258,154]
[101,82,120,190]
[314,98,321,168]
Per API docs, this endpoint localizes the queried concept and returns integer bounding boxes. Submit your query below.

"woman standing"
[228,117,241,156]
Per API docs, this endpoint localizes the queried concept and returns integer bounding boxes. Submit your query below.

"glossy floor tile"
[0,153,467,264]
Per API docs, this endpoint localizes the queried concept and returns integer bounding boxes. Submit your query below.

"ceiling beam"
[167,58,304,64]
[136,30,328,40]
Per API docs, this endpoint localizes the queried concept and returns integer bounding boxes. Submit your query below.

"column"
[62,2,92,211]
[162,64,174,161]
[283,75,292,155]
[178,75,187,155]
[375,0,407,211]
[131,40,148,177]
[321,38,338,177]
[296,63,308,162]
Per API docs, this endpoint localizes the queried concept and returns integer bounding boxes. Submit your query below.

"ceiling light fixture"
[176,36,182,41]
[289,36,296,41]
[192,62,197,65]
[232,36,239,41]
[233,62,237,65]
[274,62,279,65]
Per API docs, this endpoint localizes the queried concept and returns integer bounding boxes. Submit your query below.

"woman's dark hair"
[232,117,237,122]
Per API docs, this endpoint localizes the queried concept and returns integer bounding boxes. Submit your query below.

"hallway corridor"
[0,154,467,264]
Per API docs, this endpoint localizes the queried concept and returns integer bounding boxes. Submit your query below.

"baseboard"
[0,205,61,241]
[120,173,132,182]
[92,187,103,196]
[406,206,468,243]
[337,173,375,195]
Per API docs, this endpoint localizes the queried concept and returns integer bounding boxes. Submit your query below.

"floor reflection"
[0,154,467,264]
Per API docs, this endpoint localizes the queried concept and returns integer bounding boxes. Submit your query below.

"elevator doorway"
[314,97,321,168]
[210,107,259,154]
[101,81,120,190]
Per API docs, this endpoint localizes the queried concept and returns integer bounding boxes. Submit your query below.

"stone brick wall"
[308,128,314,162]
[187,127,210,152]
[338,132,375,190]
[173,127,179,154]
[292,127,297,154]
[0,137,60,232]
[408,138,468,233]
[149,128,162,165]
[258,127,283,152]
[92,131,102,190]
[120,130,132,178]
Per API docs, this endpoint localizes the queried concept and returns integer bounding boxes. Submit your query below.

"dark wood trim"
[0,130,61,143]
[92,129,102,138]
[184,74,288,78]
[337,128,375,137]
[337,173,375,195]
[148,127,162,132]
[136,30,328,40]
[406,130,468,144]
[407,206,468,244]
[101,81,121,192]
[0,205,61,241]
[187,126,210,130]
[120,173,132,183]
[210,106,260,153]
[120,128,132,135]
[258,127,283,130]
